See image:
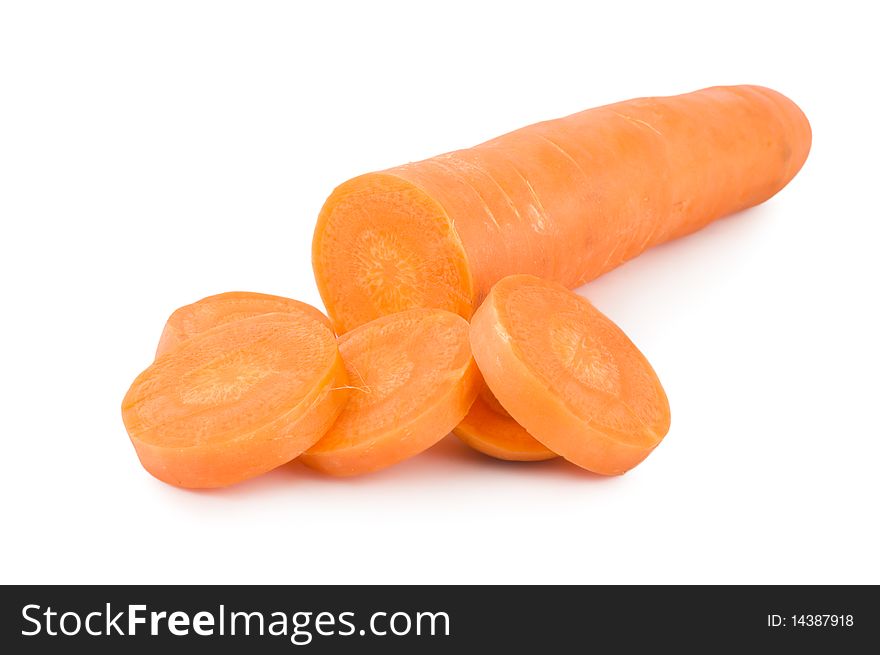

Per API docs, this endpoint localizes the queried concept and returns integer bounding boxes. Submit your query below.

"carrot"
[300,308,480,476]
[122,312,348,488]
[469,275,670,475]
[156,291,331,358]
[453,387,556,462]
[313,84,810,334]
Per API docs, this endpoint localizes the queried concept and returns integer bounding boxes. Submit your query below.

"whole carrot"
[313,84,810,333]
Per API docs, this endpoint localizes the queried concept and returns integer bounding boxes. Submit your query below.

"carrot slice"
[122,313,348,488]
[453,386,557,462]
[300,308,480,476]
[470,275,671,475]
[156,291,331,358]
[313,85,810,334]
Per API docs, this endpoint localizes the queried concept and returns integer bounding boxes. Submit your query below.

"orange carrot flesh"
[470,275,670,475]
[453,387,557,462]
[311,174,474,333]
[300,308,480,476]
[313,85,810,334]
[122,313,348,488]
[156,291,331,358]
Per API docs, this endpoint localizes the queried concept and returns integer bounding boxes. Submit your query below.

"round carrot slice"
[156,291,332,358]
[470,275,671,475]
[300,308,480,476]
[453,386,557,462]
[122,313,348,488]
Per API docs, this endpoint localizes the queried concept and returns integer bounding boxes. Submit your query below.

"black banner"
[1,585,875,652]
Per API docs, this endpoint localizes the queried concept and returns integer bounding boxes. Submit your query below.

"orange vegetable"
[453,387,556,462]
[470,275,670,475]
[313,85,810,334]
[156,291,331,358]
[300,308,480,476]
[122,313,348,488]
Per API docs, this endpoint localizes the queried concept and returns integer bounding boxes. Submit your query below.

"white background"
[2,1,878,585]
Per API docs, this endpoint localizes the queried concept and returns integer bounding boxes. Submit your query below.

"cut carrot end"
[454,387,558,462]
[300,308,480,476]
[122,312,349,488]
[312,173,475,334]
[470,275,671,475]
